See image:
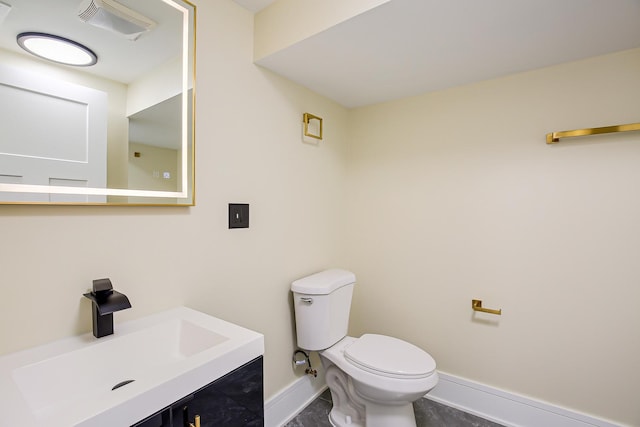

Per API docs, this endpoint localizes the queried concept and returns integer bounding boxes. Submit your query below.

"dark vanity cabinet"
[133,356,264,427]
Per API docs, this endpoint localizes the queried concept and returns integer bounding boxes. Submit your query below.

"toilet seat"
[344,334,436,379]
[320,335,440,411]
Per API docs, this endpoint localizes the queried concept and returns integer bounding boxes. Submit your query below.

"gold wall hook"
[472,299,502,315]
[303,112,323,140]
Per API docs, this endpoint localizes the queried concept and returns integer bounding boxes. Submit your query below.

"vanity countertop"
[0,306,264,427]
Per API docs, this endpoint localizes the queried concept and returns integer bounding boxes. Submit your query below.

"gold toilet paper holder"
[472,299,502,315]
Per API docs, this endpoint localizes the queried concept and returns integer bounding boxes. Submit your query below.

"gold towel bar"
[546,122,640,144]
[472,299,502,315]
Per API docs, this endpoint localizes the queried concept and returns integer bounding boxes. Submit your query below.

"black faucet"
[83,278,131,338]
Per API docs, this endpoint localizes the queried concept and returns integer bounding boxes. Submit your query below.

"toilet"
[291,269,438,427]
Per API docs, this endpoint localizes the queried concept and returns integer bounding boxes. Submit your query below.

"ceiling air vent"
[0,1,11,26]
[77,0,156,41]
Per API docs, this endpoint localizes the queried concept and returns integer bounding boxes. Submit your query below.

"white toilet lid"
[344,334,436,379]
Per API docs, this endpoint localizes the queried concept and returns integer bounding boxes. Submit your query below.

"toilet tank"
[291,269,355,351]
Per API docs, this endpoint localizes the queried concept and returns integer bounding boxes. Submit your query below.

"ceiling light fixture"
[16,32,98,67]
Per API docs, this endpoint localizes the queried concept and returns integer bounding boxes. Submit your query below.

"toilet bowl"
[291,269,439,427]
[320,335,438,427]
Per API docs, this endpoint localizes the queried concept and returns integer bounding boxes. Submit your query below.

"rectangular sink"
[13,318,228,415]
[0,307,264,427]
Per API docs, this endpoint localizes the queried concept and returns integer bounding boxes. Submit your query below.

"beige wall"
[345,48,640,426]
[0,0,348,402]
[128,142,178,192]
[126,56,182,117]
[254,0,390,60]
[127,142,179,204]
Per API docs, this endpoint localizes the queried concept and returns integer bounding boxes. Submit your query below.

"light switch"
[229,203,249,229]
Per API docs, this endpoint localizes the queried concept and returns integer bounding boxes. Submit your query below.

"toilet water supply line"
[293,350,317,377]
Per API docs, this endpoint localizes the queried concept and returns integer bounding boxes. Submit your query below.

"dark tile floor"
[285,389,505,427]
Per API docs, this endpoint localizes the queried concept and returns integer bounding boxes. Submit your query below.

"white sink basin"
[0,307,264,427]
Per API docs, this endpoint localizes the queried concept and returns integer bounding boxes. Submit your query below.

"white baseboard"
[265,375,327,427]
[426,372,623,427]
[264,371,624,427]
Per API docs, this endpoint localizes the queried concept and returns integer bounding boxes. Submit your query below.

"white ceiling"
[242,0,640,108]
[233,0,275,13]
[0,0,184,84]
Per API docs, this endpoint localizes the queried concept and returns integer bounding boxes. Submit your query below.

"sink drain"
[112,379,135,391]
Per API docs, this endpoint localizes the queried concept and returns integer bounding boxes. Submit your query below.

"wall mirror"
[0,0,195,205]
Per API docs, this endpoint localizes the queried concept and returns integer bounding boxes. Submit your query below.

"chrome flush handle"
[300,297,313,304]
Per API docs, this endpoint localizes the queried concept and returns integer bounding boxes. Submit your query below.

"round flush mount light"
[16,32,98,67]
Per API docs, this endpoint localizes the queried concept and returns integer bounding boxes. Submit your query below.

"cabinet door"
[0,64,107,203]
[132,410,170,426]
[132,356,264,427]
[176,357,264,427]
